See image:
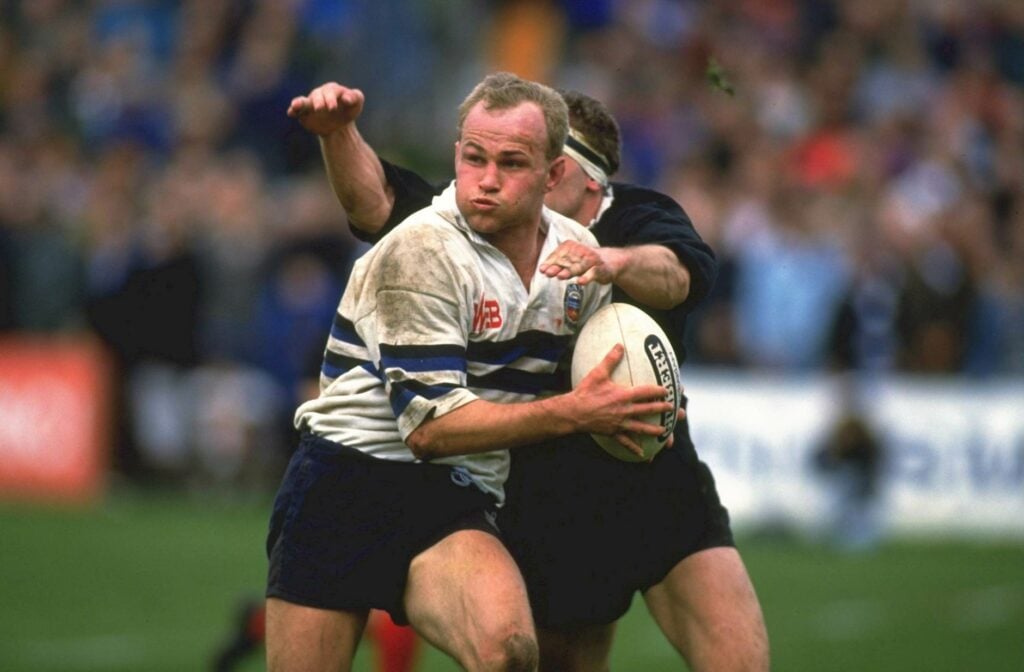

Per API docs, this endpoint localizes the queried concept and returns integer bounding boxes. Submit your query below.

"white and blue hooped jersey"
[295,183,609,503]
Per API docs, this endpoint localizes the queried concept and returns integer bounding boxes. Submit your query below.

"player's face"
[454,101,563,237]
[543,156,593,225]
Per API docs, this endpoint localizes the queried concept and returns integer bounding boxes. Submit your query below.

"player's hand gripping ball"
[571,303,681,462]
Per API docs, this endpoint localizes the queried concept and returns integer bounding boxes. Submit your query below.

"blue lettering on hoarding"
[693,426,775,476]
[888,435,939,489]
[884,428,1024,494]
[966,432,1024,492]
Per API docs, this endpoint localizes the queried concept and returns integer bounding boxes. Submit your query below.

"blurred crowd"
[0,0,1022,482]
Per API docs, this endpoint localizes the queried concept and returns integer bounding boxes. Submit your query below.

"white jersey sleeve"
[351,221,482,440]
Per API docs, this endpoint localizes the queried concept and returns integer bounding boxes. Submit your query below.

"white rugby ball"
[571,302,681,462]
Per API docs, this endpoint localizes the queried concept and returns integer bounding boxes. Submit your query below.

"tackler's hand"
[539,241,626,286]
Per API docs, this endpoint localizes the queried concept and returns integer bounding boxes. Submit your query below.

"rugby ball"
[570,303,681,462]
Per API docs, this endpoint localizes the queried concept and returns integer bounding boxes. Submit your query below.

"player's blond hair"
[457,72,569,162]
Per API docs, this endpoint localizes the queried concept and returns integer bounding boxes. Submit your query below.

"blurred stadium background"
[1,0,1022,670]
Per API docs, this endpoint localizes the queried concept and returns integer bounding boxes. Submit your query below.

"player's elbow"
[406,425,443,461]
[654,266,690,309]
[346,207,388,236]
[668,271,690,308]
[343,192,395,236]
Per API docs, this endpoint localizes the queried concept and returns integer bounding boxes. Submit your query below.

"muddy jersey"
[295,183,609,502]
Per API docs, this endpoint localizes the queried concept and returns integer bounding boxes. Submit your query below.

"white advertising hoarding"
[684,370,1024,540]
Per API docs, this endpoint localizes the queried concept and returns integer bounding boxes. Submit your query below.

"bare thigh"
[404,529,538,671]
[643,547,769,672]
[264,597,368,672]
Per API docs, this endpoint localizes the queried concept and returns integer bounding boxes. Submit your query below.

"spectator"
[813,381,885,551]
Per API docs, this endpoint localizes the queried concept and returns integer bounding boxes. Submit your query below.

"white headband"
[564,128,611,187]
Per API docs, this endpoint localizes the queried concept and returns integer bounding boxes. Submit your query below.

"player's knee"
[501,631,539,671]
[480,630,538,672]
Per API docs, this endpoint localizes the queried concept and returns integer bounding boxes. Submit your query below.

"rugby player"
[266,72,675,672]
[287,80,770,671]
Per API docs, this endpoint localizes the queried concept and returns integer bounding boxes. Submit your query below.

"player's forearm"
[612,244,691,309]
[405,397,579,460]
[319,127,394,234]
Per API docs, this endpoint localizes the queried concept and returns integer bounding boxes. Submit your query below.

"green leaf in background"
[706,57,736,96]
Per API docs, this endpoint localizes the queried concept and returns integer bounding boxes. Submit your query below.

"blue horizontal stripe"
[330,313,364,345]
[380,343,467,374]
[467,331,571,365]
[468,368,560,396]
[389,379,459,417]
[322,349,375,379]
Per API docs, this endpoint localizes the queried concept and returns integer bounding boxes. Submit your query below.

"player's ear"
[584,175,603,193]
[546,155,566,191]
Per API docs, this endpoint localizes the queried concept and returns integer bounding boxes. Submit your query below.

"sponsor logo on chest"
[472,296,503,332]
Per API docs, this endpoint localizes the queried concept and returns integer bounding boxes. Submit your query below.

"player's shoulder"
[380,207,467,253]
[609,181,685,212]
[359,210,471,291]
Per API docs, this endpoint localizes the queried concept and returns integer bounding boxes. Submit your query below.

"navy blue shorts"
[266,433,500,624]
[498,416,734,628]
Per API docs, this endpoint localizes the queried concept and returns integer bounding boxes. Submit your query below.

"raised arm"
[287,82,393,234]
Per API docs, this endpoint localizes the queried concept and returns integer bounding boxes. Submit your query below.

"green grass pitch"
[1,491,1021,671]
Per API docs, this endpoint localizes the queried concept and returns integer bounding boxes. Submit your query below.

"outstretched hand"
[570,344,675,458]
[286,82,365,137]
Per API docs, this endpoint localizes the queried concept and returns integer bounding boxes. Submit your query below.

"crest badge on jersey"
[564,282,584,326]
